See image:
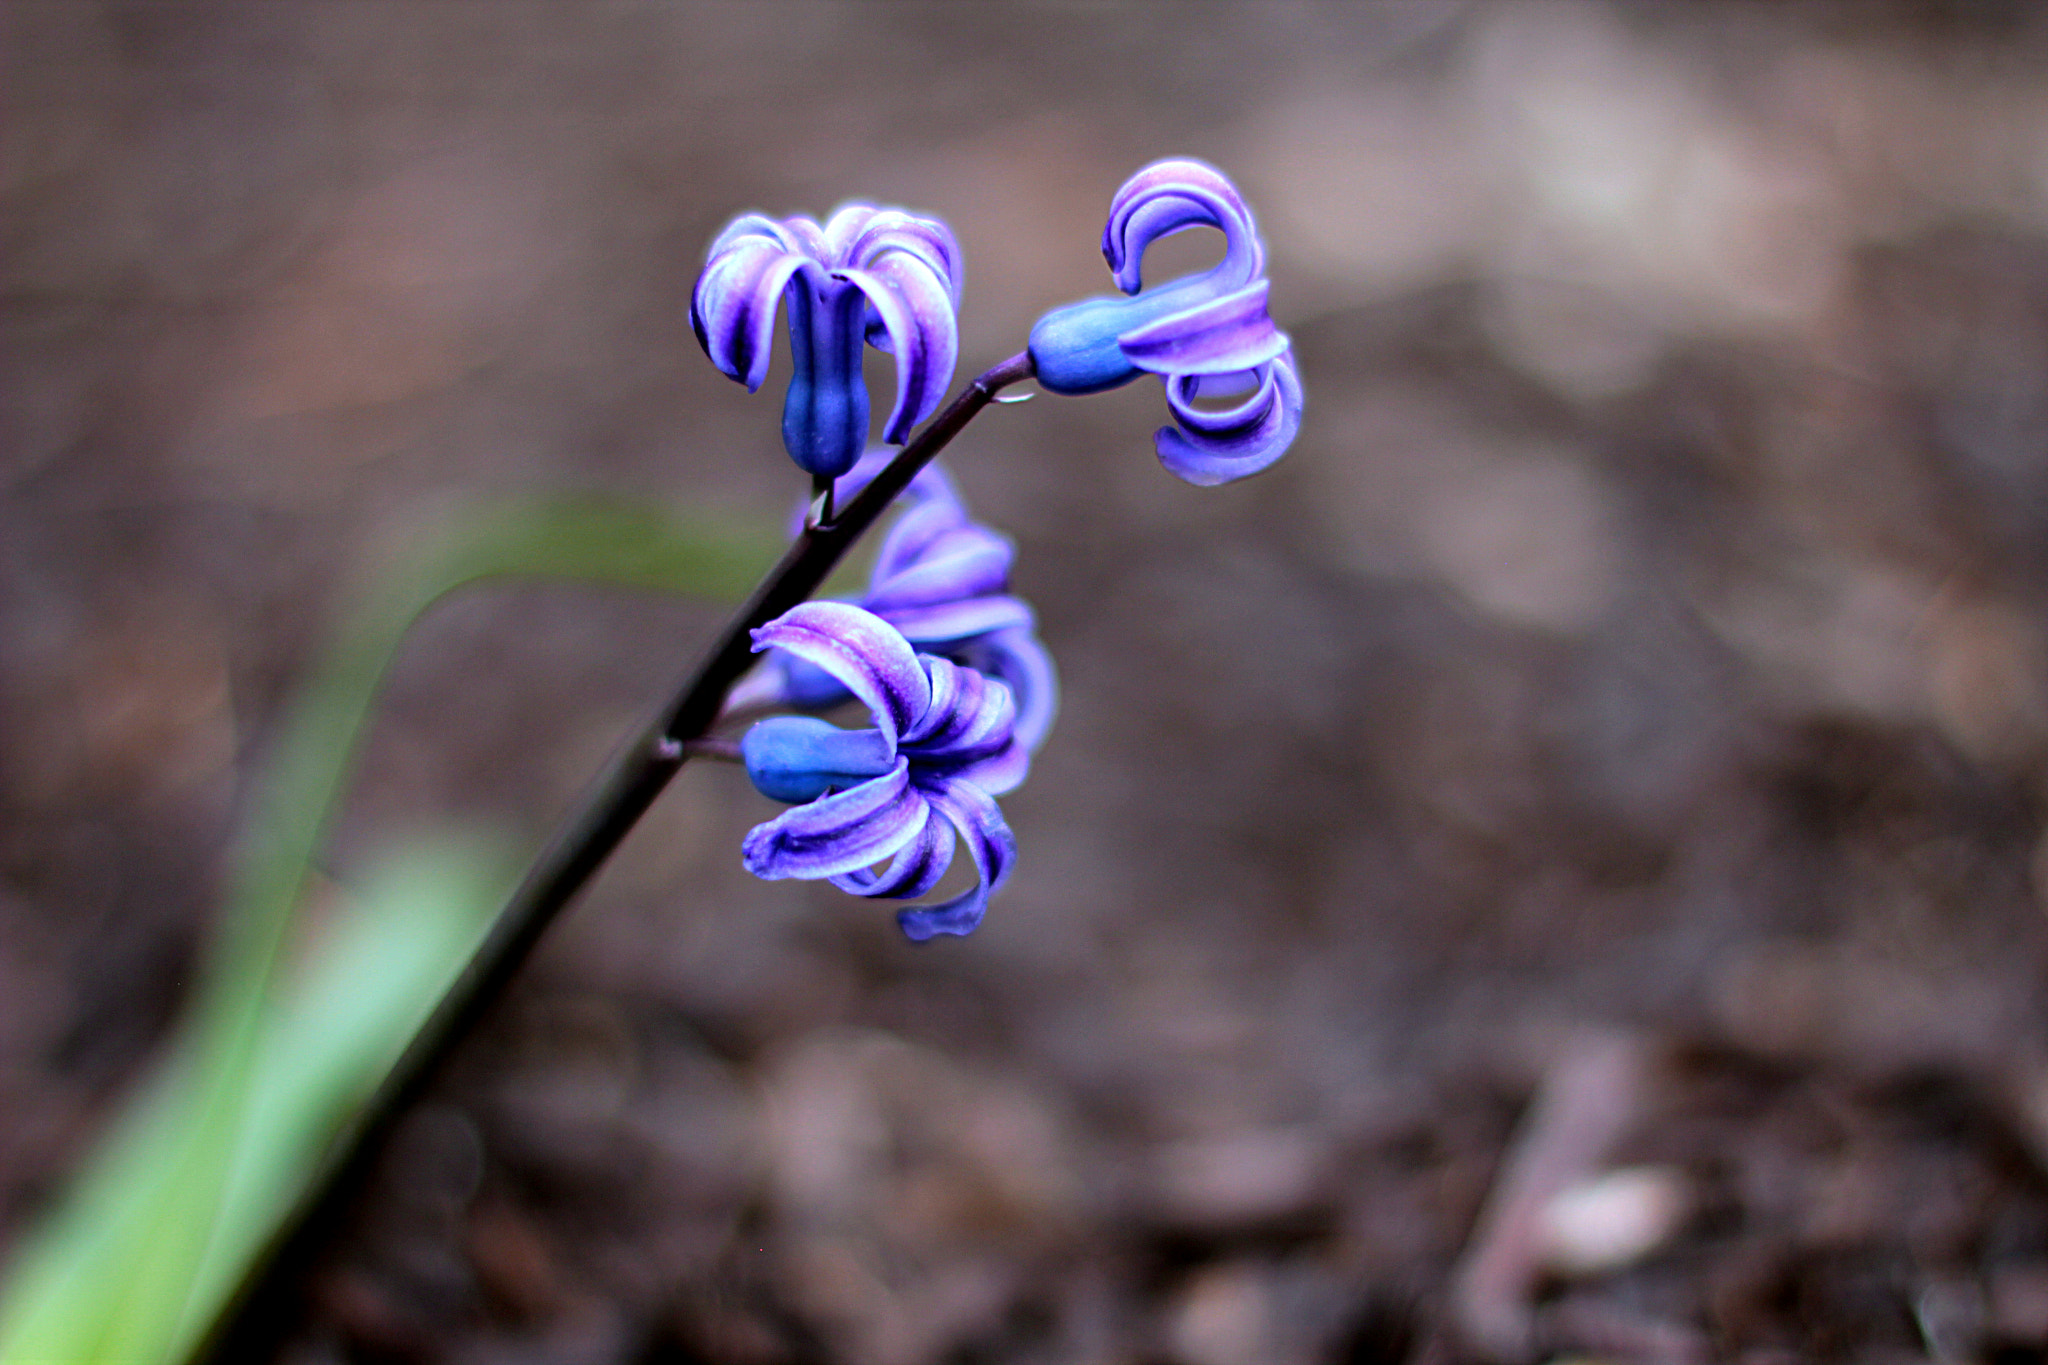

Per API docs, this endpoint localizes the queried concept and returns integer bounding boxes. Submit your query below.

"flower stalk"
[188,349,1036,1365]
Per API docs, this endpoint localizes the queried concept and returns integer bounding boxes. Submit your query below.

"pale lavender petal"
[818,203,881,264]
[1155,351,1304,487]
[960,626,1058,754]
[741,760,925,880]
[900,655,1015,764]
[752,602,929,750]
[866,522,1014,614]
[950,735,1029,798]
[830,807,956,900]
[691,239,808,393]
[843,209,965,306]
[868,488,975,586]
[886,594,1035,646]
[840,254,959,443]
[1117,279,1289,378]
[1101,158,1265,297]
[895,779,1015,941]
[777,214,831,261]
[704,212,808,259]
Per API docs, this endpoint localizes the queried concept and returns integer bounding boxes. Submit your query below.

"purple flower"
[739,601,1021,941]
[727,452,1059,753]
[692,206,963,479]
[1027,158,1303,486]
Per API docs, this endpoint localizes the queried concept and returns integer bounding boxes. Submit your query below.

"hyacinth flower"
[193,162,1310,1355]
[692,204,963,481]
[725,451,1058,751]
[739,601,1022,940]
[1028,158,1303,486]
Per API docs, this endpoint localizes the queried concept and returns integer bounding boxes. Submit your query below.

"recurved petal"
[776,213,831,261]
[691,238,808,393]
[868,490,976,587]
[704,212,809,260]
[948,736,1029,798]
[901,655,1015,764]
[867,521,1014,613]
[830,805,957,901]
[1117,279,1290,378]
[1155,350,1304,487]
[840,254,959,444]
[818,203,882,263]
[752,602,930,750]
[884,594,1035,647]
[895,778,1016,941]
[959,626,1059,755]
[843,208,964,304]
[741,760,927,881]
[1101,158,1266,297]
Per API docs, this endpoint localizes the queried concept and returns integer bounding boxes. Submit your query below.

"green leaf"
[0,499,775,1365]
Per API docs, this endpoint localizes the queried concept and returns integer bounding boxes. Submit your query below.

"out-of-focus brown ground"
[11,3,2048,1361]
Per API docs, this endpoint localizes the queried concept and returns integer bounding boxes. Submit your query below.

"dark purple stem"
[190,350,1037,1365]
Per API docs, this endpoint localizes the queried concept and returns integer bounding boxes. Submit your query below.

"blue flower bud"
[742,715,895,804]
[1027,281,1206,395]
[1027,159,1303,485]
[780,278,872,478]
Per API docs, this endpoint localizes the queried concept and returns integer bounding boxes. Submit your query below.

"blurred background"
[10,2,2048,1361]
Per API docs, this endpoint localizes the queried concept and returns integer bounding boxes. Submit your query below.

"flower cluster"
[693,159,1296,939]
[739,602,1021,941]
[1028,159,1302,485]
[692,205,963,479]
[727,451,1057,754]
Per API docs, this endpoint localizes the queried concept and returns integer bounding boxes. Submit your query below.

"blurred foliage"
[0,500,775,1365]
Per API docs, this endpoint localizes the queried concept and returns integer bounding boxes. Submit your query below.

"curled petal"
[949,736,1029,799]
[896,778,1016,941]
[741,760,926,880]
[817,203,880,263]
[694,204,962,476]
[773,213,831,262]
[720,651,852,717]
[839,256,959,444]
[887,594,1035,647]
[901,655,1016,766]
[1118,279,1289,378]
[868,487,973,582]
[752,602,929,751]
[866,522,1015,614]
[705,212,809,260]
[959,626,1058,755]
[839,207,964,305]
[1155,351,1304,487]
[1102,158,1265,297]
[830,806,956,901]
[691,236,808,394]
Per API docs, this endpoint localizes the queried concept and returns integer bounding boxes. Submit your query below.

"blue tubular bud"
[1026,277,1212,396]
[781,277,872,478]
[741,715,896,805]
